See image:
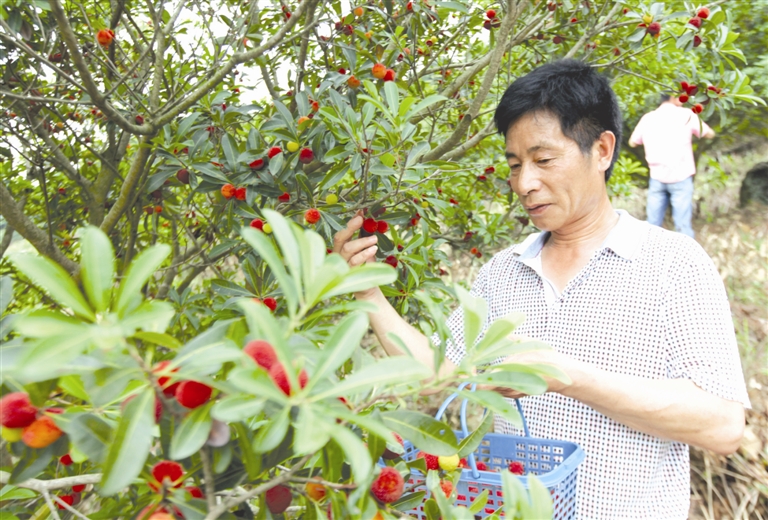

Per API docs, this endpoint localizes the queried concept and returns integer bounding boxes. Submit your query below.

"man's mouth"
[525,203,550,215]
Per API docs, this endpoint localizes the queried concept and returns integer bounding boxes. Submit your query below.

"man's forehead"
[504,142,559,158]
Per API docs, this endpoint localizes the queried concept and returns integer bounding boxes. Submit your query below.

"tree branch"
[564,1,624,59]
[0,471,102,491]
[0,182,79,273]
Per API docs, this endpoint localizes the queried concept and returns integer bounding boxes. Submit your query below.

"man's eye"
[538,159,551,165]
[509,164,521,171]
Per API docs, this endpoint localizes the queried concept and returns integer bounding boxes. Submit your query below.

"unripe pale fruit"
[325,193,338,205]
[305,477,326,501]
[263,223,273,234]
[22,416,63,448]
[1,426,23,442]
[642,14,653,24]
[1,392,38,428]
[370,466,404,503]
[438,454,460,471]
[286,141,300,153]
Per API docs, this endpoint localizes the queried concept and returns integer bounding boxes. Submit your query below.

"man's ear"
[594,131,616,175]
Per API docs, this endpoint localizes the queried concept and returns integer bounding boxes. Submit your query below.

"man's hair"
[659,93,672,103]
[494,59,622,181]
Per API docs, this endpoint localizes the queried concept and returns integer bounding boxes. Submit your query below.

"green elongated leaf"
[321,406,397,446]
[457,390,522,427]
[320,263,398,300]
[99,388,155,495]
[0,485,37,500]
[260,209,302,301]
[213,443,233,474]
[115,244,171,316]
[227,367,288,404]
[0,275,14,315]
[467,371,548,396]
[240,227,298,312]
[82,367,140,407]
[252,408,289,453]
[472,312,525,353]
[326,423,372,482]
[501,470,525,518]
[293,405,331,455]
[58,375,89,402]
[467,489,489,514]
[120,301,175,335]
[527,474,554,519]
[455,285,486,352]
[458,411,493,458]
[58,413,113,463]
[176,112,201,137]
[468,339,550,366]
[233,423,261,480]
[14,333,94,383]
[237,298,284,350]
[9,254,94,320]
[381,410,458,456]
[13,310,88,338]
[167,496,208,520]
[306,312,368,389]
[174,340,241,377]
[132,331,182,349]
[311,358,431,400]
[405,95,448,119]
[9,445,54,483]
[496,362,571,385]
[211,394,266,423]
[383,81,400,116]
[221,134,238,169]
[393,491,427,512]
[171,403,213,460]
[80,226,115,313]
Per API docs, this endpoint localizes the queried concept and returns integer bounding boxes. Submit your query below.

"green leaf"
[58,413,113,463]
[13,310,88,338]
[306,312,368,389]
[252,408,290,453]
[469,339,551,366]
[0,485,37,500]
[381,410,458,456]
[9,254,94,320]
[311,357,431,400]
[211,394,266,423]
[467,371,548,395]
[496,362,571,385]
[0,275,13,315]
[240,227,298,312]
[320,263,398,300]
[455,285,487,351]
[171,403,213,460]
[322,406,397,446]
[457,389,522,427]
[99,388,155,495]
[261,209,303,302]
[227,367,289,404]
[458,411,493,458]
[221,134,238,169]
[383,81,400,116]
[14,333,94,383]
[293,405,331,455]
[115,244,171,316]
[80,226,115,313]
[527,474,554,519]
[393,491,426,512]
[467,489,489,514]
[326,423,372,482]
[132,331,182,349]
[405,94,448,120]
[176,112,201,138]
[233,423,261,480]
[472,312,525,353]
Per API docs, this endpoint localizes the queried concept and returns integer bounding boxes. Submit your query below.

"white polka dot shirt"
[434,210,751,519]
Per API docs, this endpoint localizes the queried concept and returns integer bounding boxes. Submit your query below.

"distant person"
[629,94,715,238]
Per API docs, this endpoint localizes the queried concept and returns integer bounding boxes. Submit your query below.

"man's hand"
[332,210,381,299]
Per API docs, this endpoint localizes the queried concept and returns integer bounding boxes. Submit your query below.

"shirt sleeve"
[431,259,493,367]
[628,116,645,146]
[663,238,751,408]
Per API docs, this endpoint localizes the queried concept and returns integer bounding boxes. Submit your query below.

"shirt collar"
[512,209,648,261]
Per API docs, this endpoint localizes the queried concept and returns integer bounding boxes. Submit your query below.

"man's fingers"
[349,245,377,266]
[332,213,364,253]
[340,235,378,260]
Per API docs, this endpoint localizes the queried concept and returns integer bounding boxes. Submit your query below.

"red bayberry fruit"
[397,244,404,251]
[440,480,453,498]
[449,198,458,205]
[476,461,488,471]
[417,451,439,470]
[249,158,265,170]
[0,392,38,429]
[384,255,398,268]
[382,432,404,459]
[470,247,479,255]
[305,208,321,224]
[376,220,389,233]
[278,192,290,203]
[150,460,184,491]
[234,187,247,201]
[57,494,75,509]
[267,146,282,159]
[22,416,63,448]
[250,218,264,231]
[688,16,702,29]
[347,75,361,88]
[478,175,487,181]
[176,169,190,184]
[299,148,314,164]
[244,340,278,370]
[486,9,496,18]
[72,484,86,493]
[186,486,204,498]
[305,476,326,501]
[484,165,495,174]
[263,297,277,311]
[370,466,404,504]
[265,485,292,514]
[221,183,236,199]
[697,7,710,18]
[646,22,661,35]
[175,381,212,409]
[96,29,114,46]
[372,63,387,80]
[383,69,396,82]
[362,218,378,233]
[153,361,180,397]
[679,94,689,103]
[509,461,525,475]
[693,35,702,47]
[60,454,73,466]
[269,363,308,396]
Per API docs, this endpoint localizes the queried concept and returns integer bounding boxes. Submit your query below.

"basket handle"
[434,382,530,479]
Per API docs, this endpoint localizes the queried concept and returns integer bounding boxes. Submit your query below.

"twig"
[0,471,103,491]
[200,447,217,511]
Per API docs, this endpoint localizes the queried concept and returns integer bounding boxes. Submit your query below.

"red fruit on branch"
[150,460,184,491]
[265,485,292,514]
[688,16,702,29]
[60,454,73,466]
[22,416,63,448]
[679,94,689,103]
[263,297,278,311]
[383,68,396,82]
[305,208,321,224]
[299,148,314,164]
[250,218,264,231]
[509,461,525,475]
[697,7,710,18]
[97,29,114,46]
[347,75,361,89]
[175,381,212,409]
[477,175,487,181]
[362,218,378,233]
[135,115,145,125]
[486,9,496,18]
[186,486,204,498]
[484,165,495,174]
[0,392,38,428]
[470,247,479,255]
[269,363,308,396]
[56,494,75,509]
[249,158,265,170]
[244,340,278,370]
[278,192,290,203]
[384,255,398,268]
[692,103,703,114]
[267,146,282,159]
[449,198,458,205]
[234,187,247,201]
[417,451,440,470]
[370,466,404,503]
[153,361,180,397]
[693,35,702,47]
[176,169,190,184]
[646,22,661,35]
[376,220,389,233]
[221,184,236,199]
[72,484,86,493]
[372,63,387,80]
[440,480,453,498]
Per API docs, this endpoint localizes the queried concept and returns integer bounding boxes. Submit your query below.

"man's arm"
[627,117,644,147]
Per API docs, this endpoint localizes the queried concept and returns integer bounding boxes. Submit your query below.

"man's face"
[505,111,609,233]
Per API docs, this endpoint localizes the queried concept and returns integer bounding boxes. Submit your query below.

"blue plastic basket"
[400,383,585,519]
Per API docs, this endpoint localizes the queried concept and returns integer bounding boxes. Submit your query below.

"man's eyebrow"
[504,144,552,159]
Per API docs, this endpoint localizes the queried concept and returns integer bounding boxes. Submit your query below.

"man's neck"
[546,199,619,254]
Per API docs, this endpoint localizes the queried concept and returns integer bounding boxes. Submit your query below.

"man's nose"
[515,163,542,196]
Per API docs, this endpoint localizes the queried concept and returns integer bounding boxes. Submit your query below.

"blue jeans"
[646,177,695,238]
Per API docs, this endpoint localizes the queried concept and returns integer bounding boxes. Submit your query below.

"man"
[629,94,716,238]
[333,60,748,519]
